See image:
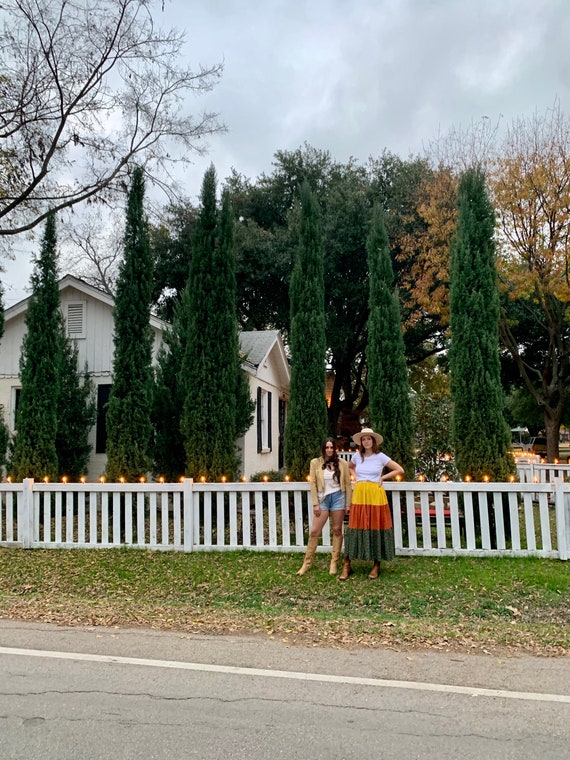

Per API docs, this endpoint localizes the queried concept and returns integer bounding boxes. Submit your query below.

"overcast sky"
[3,0,570,305]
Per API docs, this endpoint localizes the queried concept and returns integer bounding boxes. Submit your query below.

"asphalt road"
[1,620,569,759]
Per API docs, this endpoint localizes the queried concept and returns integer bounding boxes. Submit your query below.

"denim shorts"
[320,491,346,512]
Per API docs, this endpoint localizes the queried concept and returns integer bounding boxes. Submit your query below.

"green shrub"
[249,469,286,482]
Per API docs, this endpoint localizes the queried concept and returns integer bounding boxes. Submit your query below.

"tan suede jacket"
[309,456,352,507]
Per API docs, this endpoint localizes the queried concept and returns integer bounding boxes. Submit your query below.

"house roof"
[239,329,280,367]
[239,329,290,389]
[4,274,170,332]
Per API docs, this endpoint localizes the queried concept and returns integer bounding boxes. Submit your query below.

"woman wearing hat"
[339,427,404,580]
[297,437,352,576]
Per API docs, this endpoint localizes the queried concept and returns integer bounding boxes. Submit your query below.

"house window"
[11,387,21,430]
[257,387,272,453]
[96,384,112,454]
[64,301,86,339]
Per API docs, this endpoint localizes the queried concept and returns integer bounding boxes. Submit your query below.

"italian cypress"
[152,316,187,482]
[180,167,253,480]
[449,167,514,481]
[105,166,154,481]
[366,203,414,476]
[9,212,61,480]
[56,340,96,480]
[0,284,7,473]
[284,182,328,480]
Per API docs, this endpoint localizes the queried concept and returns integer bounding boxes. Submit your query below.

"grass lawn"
[0,548,568,656]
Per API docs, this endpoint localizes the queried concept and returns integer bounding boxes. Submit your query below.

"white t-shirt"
[352,451,390,482]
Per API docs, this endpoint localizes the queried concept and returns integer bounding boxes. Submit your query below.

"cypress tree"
[449,167,514,481]
[105,166,154,481]
[366,203,414,476]
[9,212,61,480]
[181,167,253,480]
[284,182,328,480]
[56,339,96,480]
[152,299,188,482]
[0,284,7,473]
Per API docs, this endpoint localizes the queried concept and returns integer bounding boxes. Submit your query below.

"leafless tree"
[0,0,225,239]
[59,210,124,295]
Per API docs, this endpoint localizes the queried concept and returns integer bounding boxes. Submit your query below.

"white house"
[0,275,290,480]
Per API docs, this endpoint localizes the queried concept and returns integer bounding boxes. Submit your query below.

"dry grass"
[1,548,569,657]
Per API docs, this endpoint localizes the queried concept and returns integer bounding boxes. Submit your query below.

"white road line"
[1,646,569,704]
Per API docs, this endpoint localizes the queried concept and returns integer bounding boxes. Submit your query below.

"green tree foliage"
[105,167,154,481]
[0,283,7,473]
[449,168,514,481]
[56,341,96,480]
[9,212,61,480]
[366,204,415,477]
[284,182,328,479]
[180,167,253,480]
[150,202,198,322]
[225,146,447,435]
[412,392,457,482]
[151,307,187,482]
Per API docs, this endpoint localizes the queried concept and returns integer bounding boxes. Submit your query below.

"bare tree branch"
[0,0,225,238]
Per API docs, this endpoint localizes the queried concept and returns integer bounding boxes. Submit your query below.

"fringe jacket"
[309,456,352,507]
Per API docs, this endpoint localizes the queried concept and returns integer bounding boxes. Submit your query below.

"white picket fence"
[1,475,568,559]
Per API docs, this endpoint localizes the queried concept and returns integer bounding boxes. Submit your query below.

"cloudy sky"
[3,0,570,305]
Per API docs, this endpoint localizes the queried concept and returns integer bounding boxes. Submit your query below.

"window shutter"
[267,391,272,452]
[257,387,262,453]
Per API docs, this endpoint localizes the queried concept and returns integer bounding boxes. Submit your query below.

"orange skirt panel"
[348,481,393,531]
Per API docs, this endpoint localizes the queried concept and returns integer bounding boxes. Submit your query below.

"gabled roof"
[239,329,290,386]
[239,329,280,367]
[4,274,169,332]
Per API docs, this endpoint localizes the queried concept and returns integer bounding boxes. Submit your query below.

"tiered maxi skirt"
[344,481,395,562]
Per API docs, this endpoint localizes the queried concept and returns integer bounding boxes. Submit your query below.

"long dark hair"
[321,437,340,483]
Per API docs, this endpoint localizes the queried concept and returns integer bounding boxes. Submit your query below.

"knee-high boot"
[296,537,319,576]
[329,534,343,575]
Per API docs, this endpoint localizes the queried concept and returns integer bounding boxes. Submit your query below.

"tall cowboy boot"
[338,557,353,581]
[296,537,319,576]
[329,534,343,575]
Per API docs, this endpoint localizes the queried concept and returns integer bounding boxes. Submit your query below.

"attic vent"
[66,302,85,338]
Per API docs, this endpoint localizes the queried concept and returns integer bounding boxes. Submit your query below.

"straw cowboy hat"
[352,427,384,446]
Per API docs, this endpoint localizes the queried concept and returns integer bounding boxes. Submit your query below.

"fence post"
[554,477,568,561]
[183,478,194,553]
[18,478,35,548]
